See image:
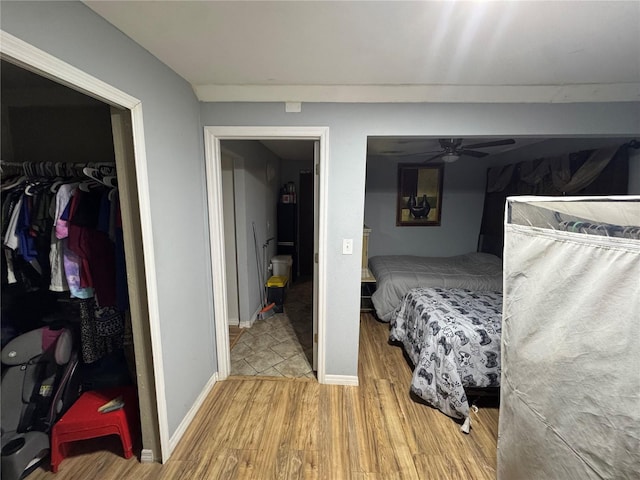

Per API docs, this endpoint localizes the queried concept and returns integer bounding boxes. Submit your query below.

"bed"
[389,287,502,432]
[369,252,502,322]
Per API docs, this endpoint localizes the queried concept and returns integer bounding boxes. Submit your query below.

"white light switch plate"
[342,238,353,255]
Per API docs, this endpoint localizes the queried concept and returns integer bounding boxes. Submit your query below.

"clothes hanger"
[102,176,118,188]
[83,167,118,188]
[50,178,67,193]
[1,175,27,192]
[78,180,101,192]
[97,164,116,176]
[25,181,42,196]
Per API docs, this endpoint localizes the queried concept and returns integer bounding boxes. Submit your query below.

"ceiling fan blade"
[393,149,443,156]
[423,152,446,163]
[463,139,516,149]
[459,149,489,158]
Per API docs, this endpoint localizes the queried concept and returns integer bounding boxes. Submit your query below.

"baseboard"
[239,319,254,328]
[140,449,155,463]
[248,305,262,324]
[322,374,359,386]
[168,372,218,453]
[228,317,240,327]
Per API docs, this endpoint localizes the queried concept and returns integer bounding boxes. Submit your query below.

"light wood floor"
[229,325,245,350]
[27,313,499,479]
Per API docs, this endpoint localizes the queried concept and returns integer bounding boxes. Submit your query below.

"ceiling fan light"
[442,153,460,163]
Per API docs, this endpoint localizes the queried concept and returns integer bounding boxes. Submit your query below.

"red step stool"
[50,386,139,473]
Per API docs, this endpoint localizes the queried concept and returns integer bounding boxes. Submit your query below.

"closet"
[1,60,157,463]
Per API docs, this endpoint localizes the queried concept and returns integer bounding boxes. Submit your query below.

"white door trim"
[204,126,329,383]
[0,30,170,461]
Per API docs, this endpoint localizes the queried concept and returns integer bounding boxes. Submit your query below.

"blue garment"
[16,196,38,262]
[97,192,111,234]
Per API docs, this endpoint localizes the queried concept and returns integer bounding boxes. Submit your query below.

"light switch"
[342,238,353,255]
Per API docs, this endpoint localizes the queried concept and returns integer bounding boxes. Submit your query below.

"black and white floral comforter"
[390,287,502,422]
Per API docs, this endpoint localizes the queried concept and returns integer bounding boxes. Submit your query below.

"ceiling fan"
[421,138,516,163]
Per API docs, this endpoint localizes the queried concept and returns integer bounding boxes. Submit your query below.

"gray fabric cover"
[369,252,503,322]
[499,196,640,480]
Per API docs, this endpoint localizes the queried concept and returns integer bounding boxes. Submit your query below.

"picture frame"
[396,163,443,226]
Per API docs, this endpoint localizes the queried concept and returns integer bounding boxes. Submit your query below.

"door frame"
[0,31,169,461]
[203,126,329,383]
[220,149,241,326]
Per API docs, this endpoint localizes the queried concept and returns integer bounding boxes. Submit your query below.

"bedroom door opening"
[204,127,328,383]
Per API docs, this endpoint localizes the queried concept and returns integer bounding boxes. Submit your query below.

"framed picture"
[396,163,443,226]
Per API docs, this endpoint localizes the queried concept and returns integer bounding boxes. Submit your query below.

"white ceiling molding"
[84,1,640,105]
[193,83,640,104]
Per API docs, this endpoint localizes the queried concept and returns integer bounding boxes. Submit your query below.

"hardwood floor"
[26,313,499,479]
[229,325,245,350]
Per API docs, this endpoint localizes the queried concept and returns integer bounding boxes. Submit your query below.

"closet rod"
[1,161,115,166]
[1,160,115,177]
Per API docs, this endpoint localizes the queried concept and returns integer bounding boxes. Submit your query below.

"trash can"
[266,276,288,313]
[270,255,292,286]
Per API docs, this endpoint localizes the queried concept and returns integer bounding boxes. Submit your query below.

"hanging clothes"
[1,164,127,365]
[68,189,117,307]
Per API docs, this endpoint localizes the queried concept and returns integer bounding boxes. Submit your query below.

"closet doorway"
[204,127,328,383]
[0,56,161,460]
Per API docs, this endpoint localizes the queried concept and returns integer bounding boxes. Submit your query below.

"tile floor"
[230,279,314,378]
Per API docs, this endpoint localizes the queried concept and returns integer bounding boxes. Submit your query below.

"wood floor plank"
[25,312,499,480]
[233,449,258,479]
[343,385,376,474]
[227,380,278,451]
[288,381,320,451]
[252,383,292,479]
[413,453,460,480]
[301,450,319,480]
[317,385,351,480]
[170,379,247,461]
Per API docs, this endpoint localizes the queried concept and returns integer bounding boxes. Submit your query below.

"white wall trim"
[204,131,231,380]
[194,83,640,104]
[323,374,359,386]
[0,30,170,461]
[168,372,218,452]
[204,126,329,384]
[0,31,140,107]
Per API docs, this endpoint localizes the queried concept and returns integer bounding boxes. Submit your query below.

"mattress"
[369,252,502,322]
[390,287,502,424]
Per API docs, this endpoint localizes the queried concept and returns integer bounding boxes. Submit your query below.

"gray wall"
[1,2,215,438]
[200,102,640,377]
[222,141,281,323]
[365,155,487,257]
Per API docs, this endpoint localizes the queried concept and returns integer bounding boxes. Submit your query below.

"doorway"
[203,127,328,383]
[1,35,165,460]
[220,140,315,378]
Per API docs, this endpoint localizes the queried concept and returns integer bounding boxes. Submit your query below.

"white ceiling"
[84,1,640,103]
